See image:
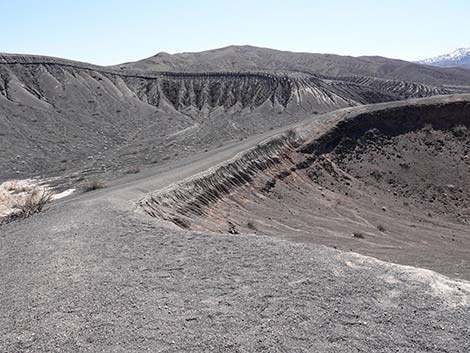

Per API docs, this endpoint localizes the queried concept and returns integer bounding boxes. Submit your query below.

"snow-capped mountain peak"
[420,48,470,64]
[417,47,470,69]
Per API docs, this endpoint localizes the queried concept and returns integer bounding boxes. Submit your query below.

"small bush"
[399,162,411,169]
[20,190,51,216]
[1,190,52,224]
[125,166,141,174]
[370,170,383,181]
[246,220,257,231]
[228,221,239,234]
[452,125,468,138]
[81,179,106,192]
[352,232,365,239]
[377,224,386,232]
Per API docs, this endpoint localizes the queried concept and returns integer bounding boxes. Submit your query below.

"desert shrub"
[377,224,386,232]
[370,170,383,181]
[246,220,257,231]
[81,179,106,192]
[451,125,468,138]
[228,221,239,234]
[352,231,365,239]
[125,166,141,174]
[422,124,433,134]
[399,162,411,169]
[20,190,51,216]
[1,190,51,224]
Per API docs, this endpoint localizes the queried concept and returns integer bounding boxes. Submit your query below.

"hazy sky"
[2,0,469,65]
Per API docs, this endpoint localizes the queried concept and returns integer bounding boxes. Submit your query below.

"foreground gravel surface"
[1,197,469,352]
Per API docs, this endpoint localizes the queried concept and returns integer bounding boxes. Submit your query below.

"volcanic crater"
[142,98,470,279]
[3,46,470,352]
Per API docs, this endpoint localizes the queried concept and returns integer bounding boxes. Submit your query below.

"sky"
[2,0,470,65]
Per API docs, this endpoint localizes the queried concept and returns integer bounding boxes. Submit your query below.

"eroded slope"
[0,54,454,184]
[142,96,470,279]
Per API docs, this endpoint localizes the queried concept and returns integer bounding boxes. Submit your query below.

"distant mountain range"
[115,45,470,87]
[417,47,470,69]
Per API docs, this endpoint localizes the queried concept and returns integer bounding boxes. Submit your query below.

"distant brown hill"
[116,45,470,87]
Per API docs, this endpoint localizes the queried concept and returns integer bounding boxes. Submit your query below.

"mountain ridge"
[417,47,470,69]
[114,45,470,87]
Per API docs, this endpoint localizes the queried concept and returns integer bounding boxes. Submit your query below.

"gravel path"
[1,196,469,352]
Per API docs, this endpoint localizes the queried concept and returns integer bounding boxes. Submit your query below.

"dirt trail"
[1,95,470,352]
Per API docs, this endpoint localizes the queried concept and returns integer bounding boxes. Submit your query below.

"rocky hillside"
[0,53,456,183]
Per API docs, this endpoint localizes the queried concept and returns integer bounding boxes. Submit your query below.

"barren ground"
[1,95,470,352]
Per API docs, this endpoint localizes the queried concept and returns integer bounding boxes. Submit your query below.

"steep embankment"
[301,101,470,221]
[141,131,301,225]
[141,95,470,279]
